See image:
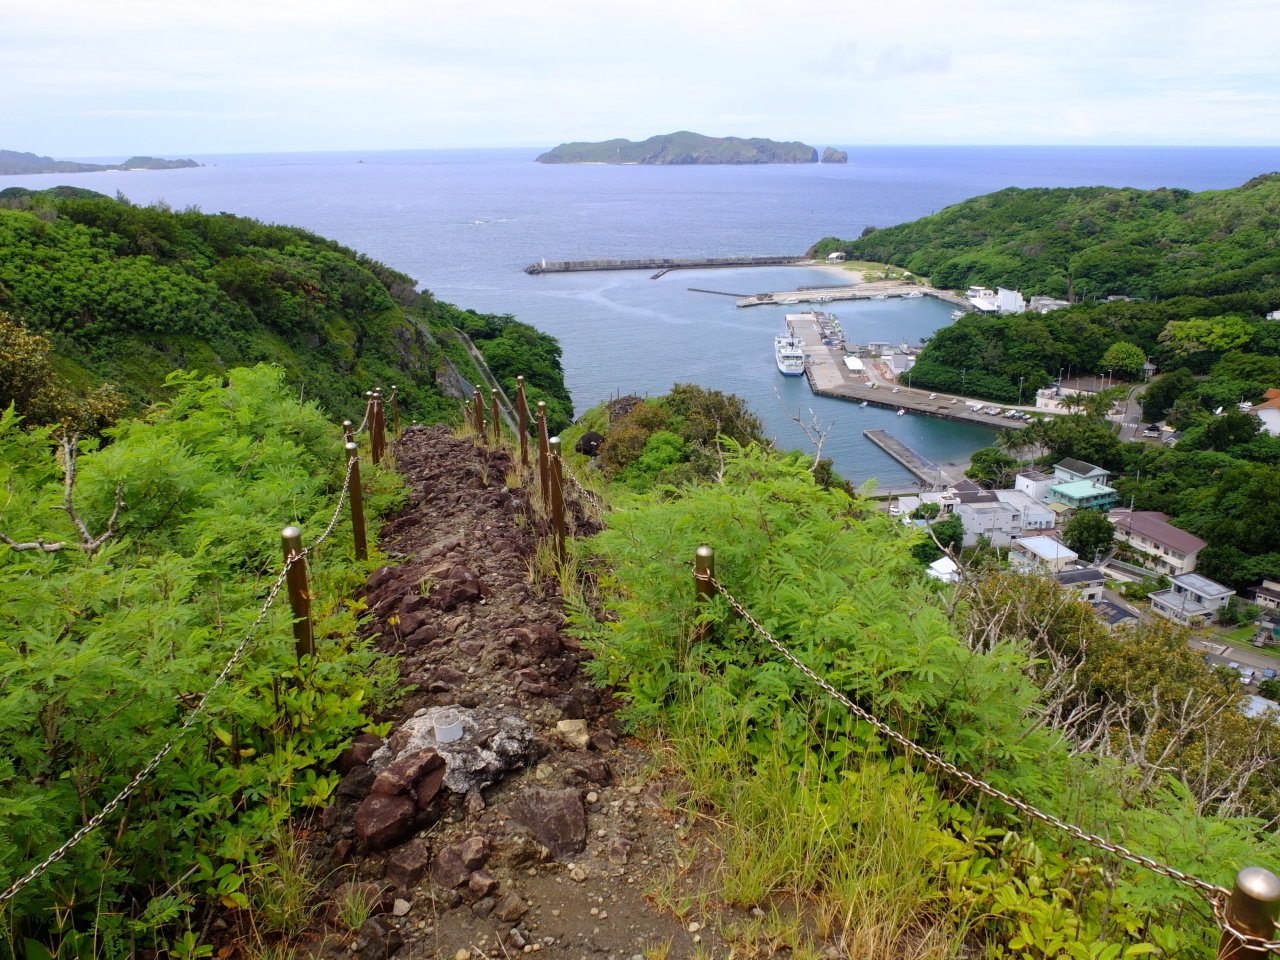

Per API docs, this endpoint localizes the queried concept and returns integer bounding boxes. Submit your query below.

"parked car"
[892,387,901,393]
[929,393,937,399]
[1241,669,1256,685]
[1264,669,1277,681]
[1228,661,1241,670]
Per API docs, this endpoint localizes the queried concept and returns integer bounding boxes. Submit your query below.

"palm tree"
[994,427,1029,464]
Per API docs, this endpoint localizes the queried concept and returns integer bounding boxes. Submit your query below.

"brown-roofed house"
[1109,509,1206,576]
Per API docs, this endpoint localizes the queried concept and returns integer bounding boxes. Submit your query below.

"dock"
[782,309,1034,430]
[862,430,952,490]
[525,255,806,275]
[738,281,971,310]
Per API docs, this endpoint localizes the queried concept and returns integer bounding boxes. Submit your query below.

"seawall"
[525,255,806,275]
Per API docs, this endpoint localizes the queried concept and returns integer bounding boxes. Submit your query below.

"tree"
[966,447,1018,487]
[994,427,1030,463]
[912,513,963,563]
[1100,340,1147,377]
[1062,509,1116,560]
[1203,408,1262,452]
[1141,368,1197,423]
[1160,315,1255,354]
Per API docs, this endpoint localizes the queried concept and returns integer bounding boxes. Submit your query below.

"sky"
[4,0,1279,156]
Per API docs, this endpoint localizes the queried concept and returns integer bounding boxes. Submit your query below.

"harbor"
[783,309,1034,430]
[525,255,806,275]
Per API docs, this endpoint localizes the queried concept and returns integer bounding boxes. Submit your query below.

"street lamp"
[1018,376,1025,405]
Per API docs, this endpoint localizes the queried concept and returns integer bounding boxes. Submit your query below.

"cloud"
[1,0,1278,152]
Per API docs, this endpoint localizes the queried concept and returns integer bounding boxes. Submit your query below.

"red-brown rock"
[354,794,418,852]
[371,750,443,796]
[386,841,430,890]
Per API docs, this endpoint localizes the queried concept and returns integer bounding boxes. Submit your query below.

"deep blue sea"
[10,145,1280,486]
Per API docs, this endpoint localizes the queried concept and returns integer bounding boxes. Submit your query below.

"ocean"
[9,145,1280,487]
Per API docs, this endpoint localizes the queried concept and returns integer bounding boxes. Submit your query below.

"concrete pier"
[782,309,1031,429]
[863,430,951,489]
[738,280,971,309]
[525,255,806,275]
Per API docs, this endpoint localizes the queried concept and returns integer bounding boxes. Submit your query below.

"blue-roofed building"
[1048,479,1119,512]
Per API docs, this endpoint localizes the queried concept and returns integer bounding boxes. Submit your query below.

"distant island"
[821,148,848,164]
[536,131,819,165]
[0,149,201,176]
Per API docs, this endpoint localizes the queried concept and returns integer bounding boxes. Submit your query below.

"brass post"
[346,442,368,561]
[281,526,315,659]
[342,420,354,443]
[390,385,401,438]
[490,388,502,446]
[1218,868,1280,959]
[549,436,567,564]
[473,389,487,444]
[694,545,715,641]
[537,401,550,510]
[516,375,529,469]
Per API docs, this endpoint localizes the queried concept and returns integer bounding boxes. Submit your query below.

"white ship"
[775,334,806,376]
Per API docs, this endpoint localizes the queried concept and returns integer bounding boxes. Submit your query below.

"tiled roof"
[1055,457,1106,476]
[1110,511,1206,555]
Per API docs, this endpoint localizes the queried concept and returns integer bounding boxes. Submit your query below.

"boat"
[860,401,868,407]
[872,294,888,300]
[775,335,806,376]
[779,298,799,304]
[951,310,965,320]
[897,408,906,416]
[905,291,924,298]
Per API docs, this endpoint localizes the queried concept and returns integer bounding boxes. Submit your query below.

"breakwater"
[863,430,952,489]
[524,255,806,275]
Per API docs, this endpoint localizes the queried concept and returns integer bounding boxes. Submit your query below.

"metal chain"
[0,456,361,904]
[561,464,606,511]
[699,574,1233,900]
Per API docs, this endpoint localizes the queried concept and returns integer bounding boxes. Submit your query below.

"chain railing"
[689,552,1280,955]
[0,433,369,906]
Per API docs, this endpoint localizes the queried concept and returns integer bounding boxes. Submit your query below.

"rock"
[468,870,498,898]
[385,841,430,890]
[406,624,440,647]
[507,626,562,660]
[372,750,444,797]
[354,794,418,852]
[436,665,468,687]
[510,788,586,860]
[569,865,587,882]
[493,891,529,923]
[431,835,488,888]
[356,916,403,960]
[821,147,848,164]
[455,951,470,960]
[471,896,496,919]
[465,787,485,815]
[429,577,482,611]
[555,719,590,750]
[589,730,616,752]
[606,838,631,865]
[392,898,411,917]
[416,765,447,807]
[370,706,536,795]
[337,765,377,800]
[337,734,386,775]
[566,755,611,785]
[333,839,355,865]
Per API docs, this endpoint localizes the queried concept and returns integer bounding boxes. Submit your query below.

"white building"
[995,489,1056,530]
[955,499,1022,547]
[1010,536,1079,573]
[827,251,847,262]
[1053,458,1111,485]
[1057,567,1106,602]
[1015,470,1056,502]
[1150,573,1235,626]
[997,288,1027,314]
[926,556,959,584]
[1029,296,1071,314]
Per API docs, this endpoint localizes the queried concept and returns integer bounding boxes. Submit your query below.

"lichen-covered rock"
[370,706,536,795]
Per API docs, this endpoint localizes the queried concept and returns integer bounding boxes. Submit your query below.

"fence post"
[516,375,529,469]
[280,526,315,659]
[372,389,386,465]
[490,388,502,446]
[473,389,487,445]
[693,545,714,640]
[549,436,567,564]
[345,442,368,562]
[537,401,550,510]
[1218,868,1280,959]
[342,420,354,443]
[390,385,401,438]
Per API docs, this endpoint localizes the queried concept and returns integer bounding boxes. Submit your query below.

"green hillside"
[536,131,818,164]
[0,186,572,430]
[0,150,200,175]
[814,173,1280,300]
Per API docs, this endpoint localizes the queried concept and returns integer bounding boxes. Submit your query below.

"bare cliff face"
[536,132,818,165]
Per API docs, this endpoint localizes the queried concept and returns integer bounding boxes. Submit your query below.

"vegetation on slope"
[814,173,1280,300]
[536,131,818,165]
[0,150,200,175]
[572,443,1280,957]
[0,367,404,955]
[0,185,571,429]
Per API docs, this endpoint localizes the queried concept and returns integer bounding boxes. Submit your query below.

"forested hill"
[813,173,1280,299]
[536,131,819,164]
[0,186,573,430]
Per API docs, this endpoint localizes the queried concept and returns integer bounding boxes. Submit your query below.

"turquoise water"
[11,145,1280,485]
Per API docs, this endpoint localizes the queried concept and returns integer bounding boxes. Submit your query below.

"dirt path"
[312,426,725,960]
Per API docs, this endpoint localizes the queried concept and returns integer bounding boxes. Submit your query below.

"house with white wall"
[1109,510,1206,576]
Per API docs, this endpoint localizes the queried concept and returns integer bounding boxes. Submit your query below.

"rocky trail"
[310,426,727,960]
